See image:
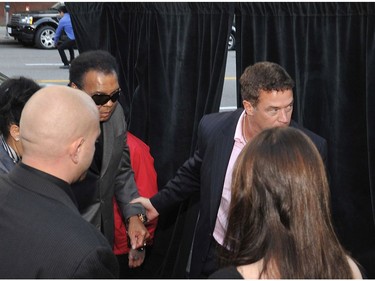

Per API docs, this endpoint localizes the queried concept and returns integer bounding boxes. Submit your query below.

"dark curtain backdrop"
[236,3,375,277]
[65,2,234,278]
[66,2,375,278]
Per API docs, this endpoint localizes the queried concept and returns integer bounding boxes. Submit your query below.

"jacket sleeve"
[113,116,145,220]
[53,16,66,42]
[150,116,208,214]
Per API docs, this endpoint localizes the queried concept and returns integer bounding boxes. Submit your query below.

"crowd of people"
[0,42,364,277]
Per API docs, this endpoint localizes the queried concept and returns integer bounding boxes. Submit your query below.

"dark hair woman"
[0,76,41,174]
[210,127,362,279]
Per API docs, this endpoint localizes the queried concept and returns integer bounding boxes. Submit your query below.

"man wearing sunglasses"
[68,50,150,258]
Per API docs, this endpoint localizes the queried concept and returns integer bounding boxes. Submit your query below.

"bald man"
[0,86,119,278]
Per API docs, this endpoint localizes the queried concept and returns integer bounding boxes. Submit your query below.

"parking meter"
[4,2,10,37]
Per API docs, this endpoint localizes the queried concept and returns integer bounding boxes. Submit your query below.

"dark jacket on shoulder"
[0,163,119,278]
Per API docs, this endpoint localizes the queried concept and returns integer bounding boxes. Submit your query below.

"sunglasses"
[91,88,121,106]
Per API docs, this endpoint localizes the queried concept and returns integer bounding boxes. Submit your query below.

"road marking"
[36,78,236,83]
[220,106,237,111]
[36,80,69,83]
[26,63,64,66]
[26,65,236,79]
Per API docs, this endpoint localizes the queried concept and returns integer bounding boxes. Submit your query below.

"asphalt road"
[0,27,237,110]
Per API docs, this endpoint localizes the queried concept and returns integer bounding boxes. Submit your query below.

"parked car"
[228,25,236,51]
[6,2,63,49]
[0,72,8,84]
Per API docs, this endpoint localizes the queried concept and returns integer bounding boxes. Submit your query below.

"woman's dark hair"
[220,127,354,278]
[0,77,41,138]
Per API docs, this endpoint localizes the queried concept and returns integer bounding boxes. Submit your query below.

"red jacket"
[113,132,158,255]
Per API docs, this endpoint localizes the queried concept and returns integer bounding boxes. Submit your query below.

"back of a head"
[58,5,68,13]
[0,77,41,138]
[224,127,352,278]
[239,127,329,226]
[20,85,99,159]
[69,50,118,89]
[240,61,295,104]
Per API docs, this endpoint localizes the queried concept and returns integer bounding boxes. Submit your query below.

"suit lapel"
[209,109,243,227]
[101,121,114,177]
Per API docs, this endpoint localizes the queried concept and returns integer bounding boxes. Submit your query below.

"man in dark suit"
[0,86,119,278]
[132,61,327,278]
[69,50,150,256]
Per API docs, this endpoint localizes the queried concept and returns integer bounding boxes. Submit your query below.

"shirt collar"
[19,162,78,207]
[1,134,20,164]
[234,110,247,144]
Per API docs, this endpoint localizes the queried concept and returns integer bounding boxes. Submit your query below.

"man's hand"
[127,216,150,250]
[128,248,145,268]
[130,197,159,221]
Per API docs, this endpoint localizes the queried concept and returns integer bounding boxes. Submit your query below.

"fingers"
[128,249,145,268]
[130,197,143,204]
[130,229,150,249]
[127,217,151,249]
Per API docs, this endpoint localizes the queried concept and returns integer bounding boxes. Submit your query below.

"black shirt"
[20,162,78,207]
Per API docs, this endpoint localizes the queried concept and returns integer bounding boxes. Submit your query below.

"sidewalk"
[0,25,18,44]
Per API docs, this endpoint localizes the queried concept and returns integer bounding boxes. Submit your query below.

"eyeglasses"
[91,88,121,106]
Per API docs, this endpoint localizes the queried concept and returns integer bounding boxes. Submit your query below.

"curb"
[0,38,18,44]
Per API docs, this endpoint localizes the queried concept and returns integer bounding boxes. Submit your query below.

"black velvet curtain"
[236,3,375,277]
[65,2,234,278]
[66,2,375,278]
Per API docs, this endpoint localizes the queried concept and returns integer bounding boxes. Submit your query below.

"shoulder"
[201,109,242,124]
[0,182,114,276]
[196,109,243,146]
[200,109,243,133]
[0,153,14,174]
[209,266,243,279]
[347,256,363,279]
[127,133,148,151]
[59,15,69,23]
[106,104,126,133]
[0,174,11,203]
[290,120,326,147]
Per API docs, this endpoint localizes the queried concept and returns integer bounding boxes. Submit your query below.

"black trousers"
[57,38,76,65]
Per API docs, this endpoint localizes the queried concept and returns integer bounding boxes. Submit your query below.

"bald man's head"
[19,86,100,181]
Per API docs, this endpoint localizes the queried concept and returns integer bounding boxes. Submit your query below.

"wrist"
[126,213,148,228]
[125,214,148,249]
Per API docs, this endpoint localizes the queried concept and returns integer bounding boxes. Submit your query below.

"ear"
[69,137,85,164]
[242,100,255,116]
[9,124,20,142]
[70,82,79,89]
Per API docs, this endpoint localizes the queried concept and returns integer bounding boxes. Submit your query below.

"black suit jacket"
[151,108,327,278]
[0,164,119,278]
